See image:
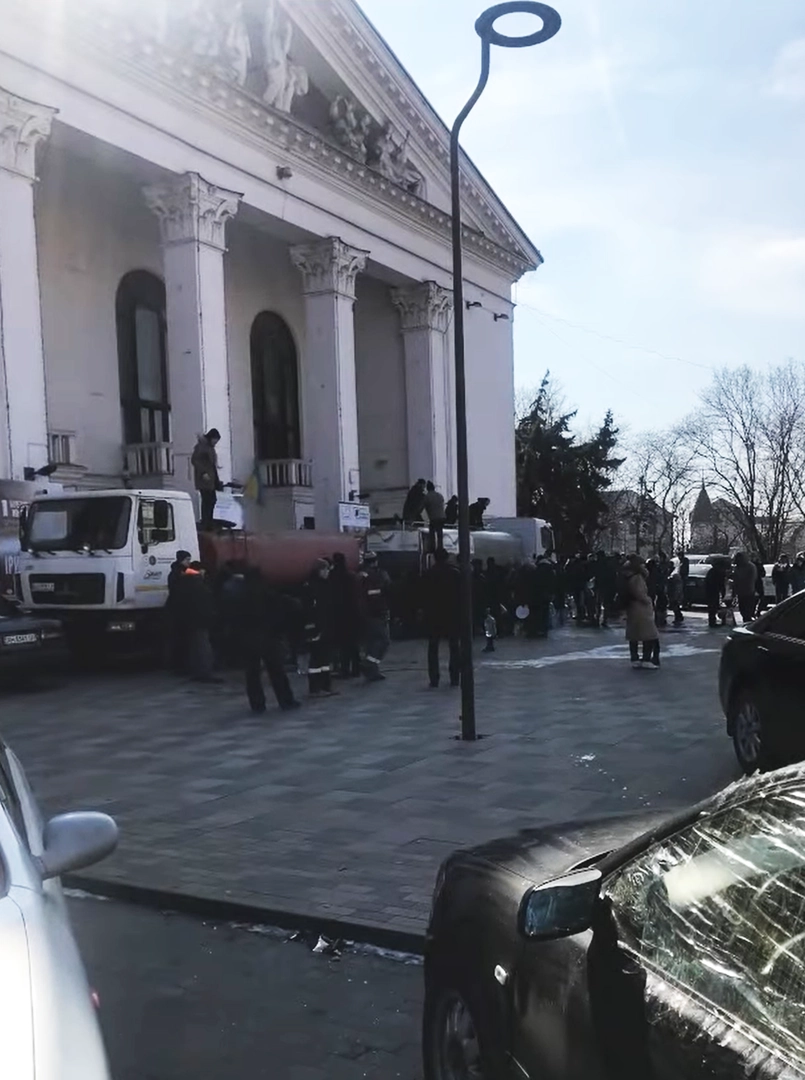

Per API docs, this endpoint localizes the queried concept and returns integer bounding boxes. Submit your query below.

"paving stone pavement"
[0,615,740,938]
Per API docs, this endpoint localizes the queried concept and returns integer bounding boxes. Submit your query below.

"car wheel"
[423,984,491,1080]
[732,690,767,774]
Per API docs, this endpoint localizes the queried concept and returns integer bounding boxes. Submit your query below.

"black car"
[424,766,805,1079]
[719,589,805,773]
[0,595,65,676]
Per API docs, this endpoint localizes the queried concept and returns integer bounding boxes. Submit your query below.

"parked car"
[424,765,805,1079]
[0,595,65,677]
[0,736,118,1077]
[719,590,805,773]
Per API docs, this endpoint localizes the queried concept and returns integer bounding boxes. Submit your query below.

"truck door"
[133,498,176,607]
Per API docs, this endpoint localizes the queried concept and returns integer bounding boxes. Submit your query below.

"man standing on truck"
[191,428,222,528]
[359,551,391,682]
[423,482,446,550]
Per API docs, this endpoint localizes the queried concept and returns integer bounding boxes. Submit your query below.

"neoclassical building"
[0,0,541,530]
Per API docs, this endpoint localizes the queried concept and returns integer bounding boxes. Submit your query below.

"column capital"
[0,87,57,181]
[290,237,369,300]
[391,281,452,333]
[144,172,242,250]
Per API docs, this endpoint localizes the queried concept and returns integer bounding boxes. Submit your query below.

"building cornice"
[9,0,537,280]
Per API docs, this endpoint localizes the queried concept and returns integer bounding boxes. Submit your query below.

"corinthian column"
[290,237,368,530]
[0,88,57,479]
[391,281,454,496]
[144,172,242,492]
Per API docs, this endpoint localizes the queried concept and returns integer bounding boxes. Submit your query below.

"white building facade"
[0,0,541,531]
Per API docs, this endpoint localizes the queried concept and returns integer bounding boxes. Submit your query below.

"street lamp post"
[450,2,561,740]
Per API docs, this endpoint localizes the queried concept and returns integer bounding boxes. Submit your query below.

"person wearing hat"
[623,554,659,668]
[359,550,391,682]
[301,558,336,697]
[191,427,222,528]
[165,549,192,671]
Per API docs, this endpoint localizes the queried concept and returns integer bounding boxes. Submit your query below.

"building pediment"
[8,0,539,279]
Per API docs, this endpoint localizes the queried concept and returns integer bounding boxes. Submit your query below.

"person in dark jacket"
[401,479,427,525]
[191,428,222,528]
[528,555,555,638]
[468,497,490,530]
[791,553,805,595]
[471,559,486,637]
[733,552,758,624]
[165,549,192,670]
[228,565,299,713]
[173,562,220,681]
[421,548,461,688]
[593,551,617,628]
[444,495,459,527]
[330,552,362,678]
[772,554,791,604]
[752,556,766,616]
[359,551,391,682]
[302,559,336,697]
[705,561,728,627]
[423,482,446,550]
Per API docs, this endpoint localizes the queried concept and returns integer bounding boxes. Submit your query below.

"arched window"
[116,271,169,445]
[250,311,300,460]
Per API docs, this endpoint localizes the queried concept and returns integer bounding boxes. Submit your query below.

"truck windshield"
[27,497,132,552]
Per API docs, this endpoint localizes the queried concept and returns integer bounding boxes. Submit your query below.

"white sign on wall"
[338,502,370,532]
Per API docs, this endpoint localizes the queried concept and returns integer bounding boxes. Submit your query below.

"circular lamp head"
[475,2,561,48]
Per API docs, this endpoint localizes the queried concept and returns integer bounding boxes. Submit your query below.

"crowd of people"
[161,534,805,707]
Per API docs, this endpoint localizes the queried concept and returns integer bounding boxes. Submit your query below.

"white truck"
[16,487,361,654]
[18,489,200,650]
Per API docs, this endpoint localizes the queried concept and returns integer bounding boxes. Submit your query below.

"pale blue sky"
[358,0,805,432]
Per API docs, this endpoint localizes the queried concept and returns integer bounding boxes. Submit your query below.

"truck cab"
[18,490,198,648]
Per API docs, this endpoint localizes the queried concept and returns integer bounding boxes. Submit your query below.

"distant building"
[599,489,674,558]
[689,484,744,553]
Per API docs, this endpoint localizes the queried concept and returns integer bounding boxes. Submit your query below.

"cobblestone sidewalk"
[0,618,739,938]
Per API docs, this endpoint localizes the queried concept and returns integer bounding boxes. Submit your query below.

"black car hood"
[460,810,672,885]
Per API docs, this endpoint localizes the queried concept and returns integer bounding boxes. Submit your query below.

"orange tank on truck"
[198,528,361,585]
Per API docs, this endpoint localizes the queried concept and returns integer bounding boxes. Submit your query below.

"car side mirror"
[519,867,602,941]
[38,811,118,881]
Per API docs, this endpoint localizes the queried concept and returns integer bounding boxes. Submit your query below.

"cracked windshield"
[0,0,802,1077]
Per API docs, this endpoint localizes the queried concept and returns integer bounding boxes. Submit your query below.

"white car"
[0,737,117,1079]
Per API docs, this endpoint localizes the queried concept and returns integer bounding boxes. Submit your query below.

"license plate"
[3,633,38,646]
[31,582,55,592]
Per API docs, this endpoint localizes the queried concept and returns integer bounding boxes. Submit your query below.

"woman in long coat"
[624,555,660,669]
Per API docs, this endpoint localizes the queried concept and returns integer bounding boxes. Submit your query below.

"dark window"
[765,597,805,641]
[116,271,170,445]
[250,312,300,461]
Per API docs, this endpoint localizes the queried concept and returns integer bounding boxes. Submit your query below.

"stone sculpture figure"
[329,95,369,162]
[223,0,251,87]
[262,0,307,112]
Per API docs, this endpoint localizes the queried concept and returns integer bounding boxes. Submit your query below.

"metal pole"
[449,2,561,741]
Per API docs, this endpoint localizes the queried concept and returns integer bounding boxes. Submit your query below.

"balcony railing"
[124,442,173,477]
[257,459,312,488]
